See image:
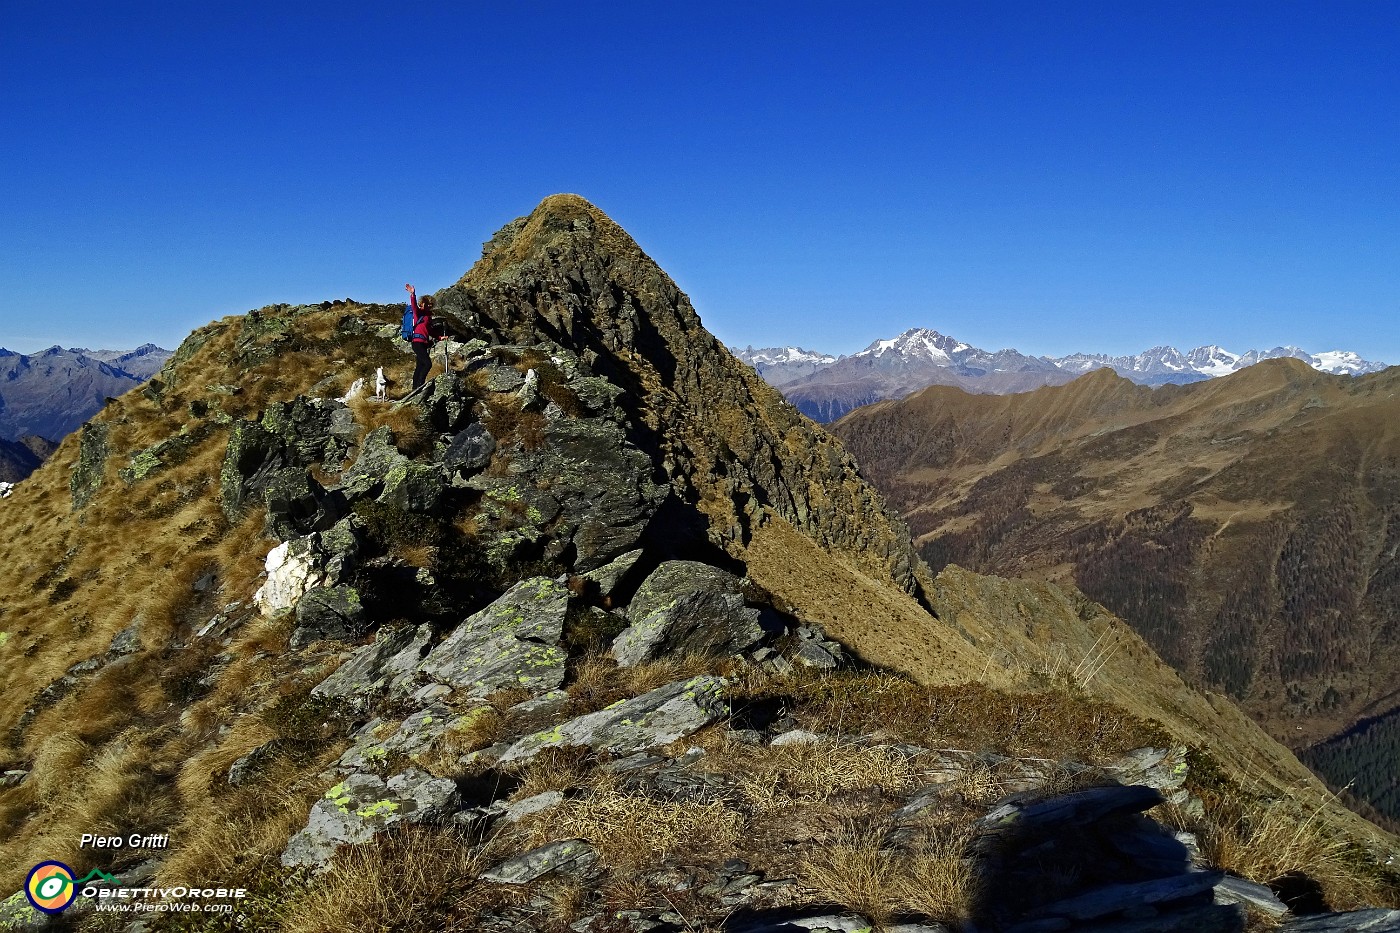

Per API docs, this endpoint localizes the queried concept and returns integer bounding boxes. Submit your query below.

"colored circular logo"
[25,861,77,914]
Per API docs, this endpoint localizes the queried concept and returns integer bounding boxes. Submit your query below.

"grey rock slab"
[418,577,570,698]
[1213,875,1288,919]
[581,548,643,598]
[280,768,460,870]
[734,915,878,933]
[503,790,565,822]
[612,561,763,666]
[1008,904,1244,933]
[291,585,368,648]
[333,705,456,773]
[1027,870,1224,921]
[977,784,1164,843]
[311,624,432,704]
[442,423,496,477]
[497,675,729,766]
[1107,747,1190,794]
[478,838,597,884]
[1280,910,1400,932]
[792,641,839,669]
[770,729,825,746]
[0,889,55,930]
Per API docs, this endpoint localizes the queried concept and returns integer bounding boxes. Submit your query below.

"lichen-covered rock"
[468,416,664,573]
[333,705,457,774]
[253,518,360,616]
[119,425,209,484]
[412,372,475,433]
[70,419,108,509]
[377,461,443,514]
[478,839,597,885]
[280,768,460,870]
[291,585,368,648]
[497,675,728,766]
[220,397,357,533]
[612,561,762,666]
[417,577,570,698]
[582,548,643,599]
[339,426,408,500]
[311,624,432,704]
[0,889,51,931]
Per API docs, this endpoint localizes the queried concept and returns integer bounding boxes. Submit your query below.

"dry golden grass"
[799,821,976,925]
[1170,787,1397,910]
[282,826,492,933]
[509,746,595,798]
[417,706,507,777]
[176,717,280,802]
[730,741,920,812]
[730,668,1166,765]
[564,652,731,716]
[518,779,743,872]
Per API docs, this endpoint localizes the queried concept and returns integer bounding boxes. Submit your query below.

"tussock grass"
[283,826,492,933]
[176,717,280,802]
[732,669,1167,763]
[799,820,976,926]
[564,652,733,716]
[418,706,508,777]
[1170,786,1400,910]
[731,741,920,812]
[518,778,743,872]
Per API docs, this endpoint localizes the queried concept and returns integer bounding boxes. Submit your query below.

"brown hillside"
[0,197,1395,929]
[832,360,1400,756]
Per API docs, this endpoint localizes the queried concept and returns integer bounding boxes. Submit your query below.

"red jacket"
[408,294,433,343]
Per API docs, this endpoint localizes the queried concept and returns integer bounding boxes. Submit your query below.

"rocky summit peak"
[436,194,928,599]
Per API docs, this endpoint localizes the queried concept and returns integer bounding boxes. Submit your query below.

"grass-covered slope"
[0,196,1394,932]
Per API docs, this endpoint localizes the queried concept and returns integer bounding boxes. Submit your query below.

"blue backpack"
[400,307,415,342]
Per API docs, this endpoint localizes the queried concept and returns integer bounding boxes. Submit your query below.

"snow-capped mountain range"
[733,328,1389,421]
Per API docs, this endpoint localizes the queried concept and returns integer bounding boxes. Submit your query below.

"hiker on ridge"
[404,283,435,391]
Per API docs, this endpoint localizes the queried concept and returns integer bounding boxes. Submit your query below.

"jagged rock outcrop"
[435,194,927,597]
[612,561,764,666]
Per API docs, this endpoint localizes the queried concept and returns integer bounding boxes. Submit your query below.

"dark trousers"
[412,341,431,390]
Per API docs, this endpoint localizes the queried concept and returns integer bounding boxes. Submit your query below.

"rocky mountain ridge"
[735,329,1388,422]
[0,196,1395,932]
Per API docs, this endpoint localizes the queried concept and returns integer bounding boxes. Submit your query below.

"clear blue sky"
[3,1,1397,363]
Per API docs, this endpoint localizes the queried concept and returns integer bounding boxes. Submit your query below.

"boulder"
[312,624,432,704]
[291,585,368,648]
[70,420,109,509]
[253,518,360,617]
[468,416,664,573]
[377,461,444,514]
[339,427,408,500]
[581,548,643,600]
[497,675,728,766]
[612,561,762,666]
[417,577,570,698]
[280,768,460,870]
[442,423,496,478]
[478,839,597,885]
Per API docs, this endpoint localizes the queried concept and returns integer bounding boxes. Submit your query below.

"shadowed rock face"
[433,194,927,600]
